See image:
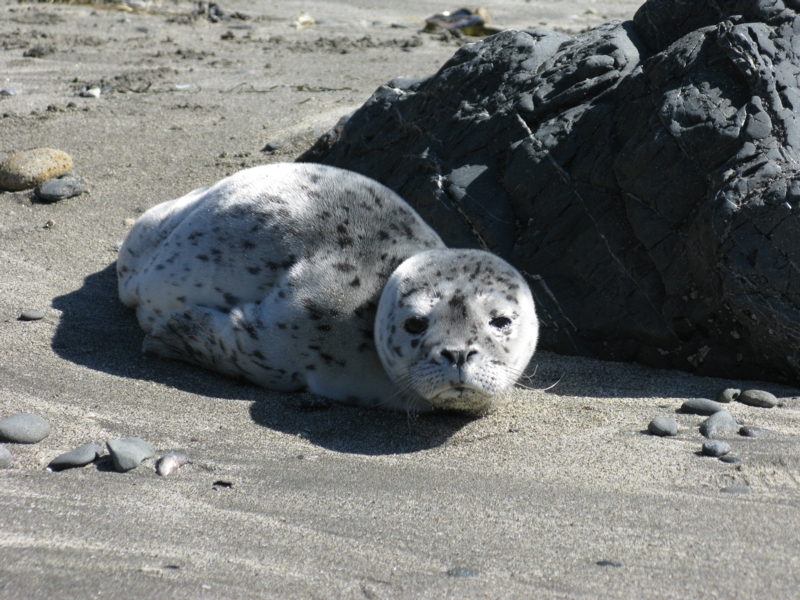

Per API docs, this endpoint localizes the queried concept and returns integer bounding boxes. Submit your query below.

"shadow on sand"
[51,263,476,455]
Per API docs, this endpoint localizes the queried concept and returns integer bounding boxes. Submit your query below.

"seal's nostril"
[441,349,478,367]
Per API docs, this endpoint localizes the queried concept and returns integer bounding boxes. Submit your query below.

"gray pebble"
[0,412,52,443]
[0,444,12,468]
[647,417,678,436]
[739,426,770,438]
[719,455,741,464]
[47,443,104,471]
[702,440,731,457]
[680,398,724,415]
[721,485,751,494]
[19,310,45,321]
[107,437,155,472]
[260,142,279,153]
[737,389,777,408]
[446,567,478,578]
[699,410,739,438]
[35,173,87,202]
[715,388,740,403]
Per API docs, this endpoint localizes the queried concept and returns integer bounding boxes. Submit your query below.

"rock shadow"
[51,264,474,455]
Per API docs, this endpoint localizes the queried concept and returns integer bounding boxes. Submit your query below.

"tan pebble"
[0,148,73,191]
[123,218,136,226]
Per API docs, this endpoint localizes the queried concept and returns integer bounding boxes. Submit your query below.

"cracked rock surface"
[299,0,800,384]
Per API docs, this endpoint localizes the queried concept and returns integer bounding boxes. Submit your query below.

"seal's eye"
[403,317,428,334]
[490,317,512,329]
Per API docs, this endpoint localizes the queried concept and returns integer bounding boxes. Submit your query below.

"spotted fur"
[118,163,538,412]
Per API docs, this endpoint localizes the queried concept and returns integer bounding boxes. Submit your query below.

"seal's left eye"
[490,317,511,329]
[403,317,428,334]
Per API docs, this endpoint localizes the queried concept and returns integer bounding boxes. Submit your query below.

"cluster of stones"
[0,411,189,475]
[0,148,86,201]
[647,388,779,491]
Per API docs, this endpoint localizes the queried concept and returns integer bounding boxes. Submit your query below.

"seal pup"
[118,163,538,413]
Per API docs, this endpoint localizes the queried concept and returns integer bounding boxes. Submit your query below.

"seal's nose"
[440,349,477,367]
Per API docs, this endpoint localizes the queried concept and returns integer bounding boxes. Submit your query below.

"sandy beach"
[2,1,800,597]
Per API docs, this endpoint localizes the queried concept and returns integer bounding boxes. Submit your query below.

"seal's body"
[118,163,538,412]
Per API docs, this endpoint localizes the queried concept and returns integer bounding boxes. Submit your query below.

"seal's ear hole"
[490,317,512,329]
[403,317,428,334]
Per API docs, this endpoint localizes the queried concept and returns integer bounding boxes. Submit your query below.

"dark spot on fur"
[248,266,261,275]
[305,364,316,371]
[243,240,256,250]
[252,350,265,359]
[196,254,209,262]
[410,339,420,348]
[176,296,186,302]
[223,293,239,306]
[350,277,360,287]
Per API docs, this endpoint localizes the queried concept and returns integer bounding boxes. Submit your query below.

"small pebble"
[0,148,73,191]
[0,88,16,97]
[80,87,101,98]
[47,443,103,471]
[647,417,678,436]
[719,455,741,464]
[737,389,777,408]
[0,413,52,444]
[721,485,751,494]
[107,437,155,472]
[19,310,45,321]
[123,217,136,226]
[699,410,739,438]
[260,142,279,153]
[680,398,724,415]
[156,452,193,476]
[715,388,740,403]
[702,440,731,457]
[0,444,12,468]
[35,173,87,202]
[739,426,770,438]
[446,567,478,578]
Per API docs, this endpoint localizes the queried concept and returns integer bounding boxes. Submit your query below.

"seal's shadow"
[51,264,475,455]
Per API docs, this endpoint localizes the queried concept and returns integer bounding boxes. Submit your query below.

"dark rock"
[446,567,478,578]
[647,416,678,436]
[737,389,778,408]
[19,310,45,321]
[0,444,12,468]
[739,425,770,438]
[35,173,87,202]
[699,410,739,438]
[719,455,741,464]
[107,437,155,472]
[702,440,731,457]
[680,398,724,416]
[299,0,800,386]
[48,443,103,471]
[0,413,52,443]
[715,388,740,403]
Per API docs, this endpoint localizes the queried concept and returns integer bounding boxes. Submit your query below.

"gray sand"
[2,1,800,598]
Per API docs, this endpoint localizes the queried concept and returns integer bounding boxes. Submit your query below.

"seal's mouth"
[427,384,492,413]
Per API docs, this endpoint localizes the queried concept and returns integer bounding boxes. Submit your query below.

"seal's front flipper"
[143,306,243,378]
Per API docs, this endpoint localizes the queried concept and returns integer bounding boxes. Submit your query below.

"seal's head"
[375,249,538,413]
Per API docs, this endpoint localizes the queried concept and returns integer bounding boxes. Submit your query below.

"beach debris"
[699,410,739,438]
[0,413,52,444]
[737,389,777,408]
[47,443,104,471]
[446,567,478,578]
[0,445,12,469]
[19,310,45,321]
[423,8,495,36]
[156,452,193,476]
[721,485,751,494]
[739,426,770,438]
[647,417,678,437]
[106,436,155,472]
[702,440,731,457]
[35,173,87,202]
[23,45,56,58]
[193,2,249,23]
[260,141,279,153]
[715,388,740,403]
[680,398,724,416]
[0,148,73,191]
[0,88,16,97]
[79,87,101,98]
[294,13,314,28]
[212,480,233,488]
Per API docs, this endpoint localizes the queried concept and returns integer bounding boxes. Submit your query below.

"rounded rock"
[702,440,731,457]
[0,413,52,444]
[680,398,724,415]
[0,444,12,468]
[737,389,777,408]
[715,388,740,403]
[106,437,155,472]
[648,417,678,437]
[48,443,104,471]
[699,410,739,438]
[0,148,73,191]
[719,455,741,464]
[35,173,87,202]
[19,310,45,321]
[739,426,770,438]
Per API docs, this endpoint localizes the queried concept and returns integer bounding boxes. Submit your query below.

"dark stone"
[702,440,731,457]
[0,413,51,443]
[719,455,741,464]
[647,416,678,436]
[699,410,739,438]
[48,443,104,471]
[106,437,154,472]
[739,425,770,438]
[715,388,740,403]
[680,398,724,416]
[737,389,778,408]
[299,0,800,386]
[35,173,87,202]
[446,567,478,578]
[19,310,45,321]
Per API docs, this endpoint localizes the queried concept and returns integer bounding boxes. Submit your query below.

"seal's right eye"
[403,317,428,334]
